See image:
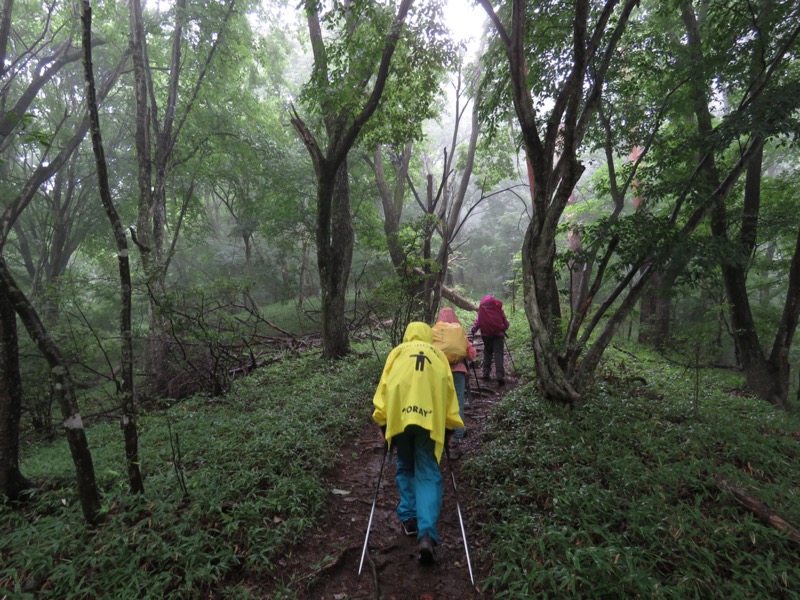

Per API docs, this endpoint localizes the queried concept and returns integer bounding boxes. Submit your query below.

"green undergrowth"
[4,326,800,599]
[465,345,800,599]
[1,345,385,599]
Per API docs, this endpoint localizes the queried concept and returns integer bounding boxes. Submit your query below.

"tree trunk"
[0,26,124,514]
[293,0,413,358]
[638,272,673,348]
[367,65,481,325]
[760,243,775,307]
[683,0,797,409]
[477,0,642,402]
[298,239,316,306]
[713,472,800,545]
[369,143,412,270]
[129,0,168,383]
[567,229,590,314]
[82,1,144,494]
[128,0,235,386]
[719,143,798,410]
[317,161,354,358]
[0,257,102,524]
[0,287,31,501]
[408,267,477,311]
[523,168,584,403]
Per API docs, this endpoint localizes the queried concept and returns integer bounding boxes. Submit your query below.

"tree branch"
[713,473,800,545]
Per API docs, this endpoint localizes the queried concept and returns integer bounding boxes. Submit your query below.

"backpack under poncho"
[431,321,467,364]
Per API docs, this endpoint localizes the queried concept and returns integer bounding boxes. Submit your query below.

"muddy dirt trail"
[263,346,515,600]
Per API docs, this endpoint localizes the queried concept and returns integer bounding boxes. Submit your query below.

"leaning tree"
[0,0,127,521]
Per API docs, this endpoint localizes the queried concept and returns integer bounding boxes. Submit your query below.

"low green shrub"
[465,353,800,599]
[1,346,384,598]
[5,328,799,599]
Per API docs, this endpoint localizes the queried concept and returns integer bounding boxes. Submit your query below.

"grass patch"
[1,344,385,598]
[4,323,800,599]
[258,298,321,336]
[465,346,800,598]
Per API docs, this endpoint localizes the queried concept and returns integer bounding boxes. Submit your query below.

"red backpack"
[476,296,508,336]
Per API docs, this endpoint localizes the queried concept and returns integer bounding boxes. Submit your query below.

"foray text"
[401,405,432,417]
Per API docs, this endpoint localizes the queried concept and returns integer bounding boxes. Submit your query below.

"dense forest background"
[2,0,800,597]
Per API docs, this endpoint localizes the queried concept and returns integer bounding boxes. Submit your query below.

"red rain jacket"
[472,295,510,337]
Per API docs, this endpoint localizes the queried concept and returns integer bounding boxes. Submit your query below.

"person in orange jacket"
[434,307,477,445]
[372,322,463,565]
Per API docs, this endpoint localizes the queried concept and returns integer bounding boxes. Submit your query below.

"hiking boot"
[497,378,505,386]
[481,374,491,381]
[418,533,435,565]
[401,518,418,537]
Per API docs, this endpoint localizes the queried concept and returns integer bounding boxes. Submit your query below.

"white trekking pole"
[445,445,475,586]
[357,442,389,578]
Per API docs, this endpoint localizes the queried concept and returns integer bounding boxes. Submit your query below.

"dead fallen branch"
[409,267,479,311]
[713,472,800,545]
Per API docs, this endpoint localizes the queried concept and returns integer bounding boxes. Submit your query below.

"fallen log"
[442,285,479,311]
[712,472,800,545]
[409,268,479,311]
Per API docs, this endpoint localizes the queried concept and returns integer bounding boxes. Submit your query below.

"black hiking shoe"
[497,377,505,386]
[401,518,418,536]
[418,533,435,565]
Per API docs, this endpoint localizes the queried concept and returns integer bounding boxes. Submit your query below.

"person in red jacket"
[470,294,510,385]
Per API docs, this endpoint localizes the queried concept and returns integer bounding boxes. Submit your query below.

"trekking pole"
[358,442,389,579]
[469,361,483,396]
[504,335,517,374]
[444,445,475,587]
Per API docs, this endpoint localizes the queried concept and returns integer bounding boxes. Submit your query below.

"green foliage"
[5,325,800,598]
[465,347,800,598]
[459,191,527,298]
[299,0,454,148]
[360,208,473,345]
[1,349,384,597]
[360,0,457,146]
[472,126,519,191]
[503,251,523,311]
[365,276,413,346]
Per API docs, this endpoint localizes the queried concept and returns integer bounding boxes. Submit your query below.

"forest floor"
[260,346,514,600]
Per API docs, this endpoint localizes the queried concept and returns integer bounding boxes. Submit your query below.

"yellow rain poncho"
[372,322,464,463]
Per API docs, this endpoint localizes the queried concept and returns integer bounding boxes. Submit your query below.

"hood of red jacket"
[436,307,462,325]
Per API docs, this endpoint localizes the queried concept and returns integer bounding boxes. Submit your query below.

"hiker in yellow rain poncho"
[372,322,463,565]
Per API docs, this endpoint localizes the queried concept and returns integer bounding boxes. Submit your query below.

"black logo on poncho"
[409,351,432,371]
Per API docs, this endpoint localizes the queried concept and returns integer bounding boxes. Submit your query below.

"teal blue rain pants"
[393,424,443,544]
